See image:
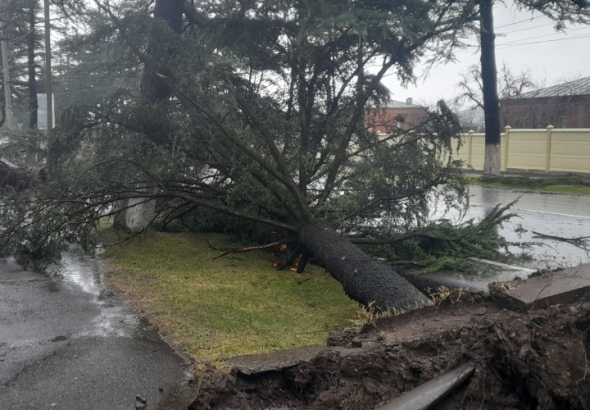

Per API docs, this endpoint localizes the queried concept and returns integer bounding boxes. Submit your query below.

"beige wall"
[454,127,590,174]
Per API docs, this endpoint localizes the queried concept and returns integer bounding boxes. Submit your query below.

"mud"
[190,295,590,410]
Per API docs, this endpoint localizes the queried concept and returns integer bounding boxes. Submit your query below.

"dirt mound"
[190,297,590,410]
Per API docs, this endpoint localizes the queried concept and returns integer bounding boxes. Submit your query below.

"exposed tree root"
[190,297,590,410]
[274,244,302,271]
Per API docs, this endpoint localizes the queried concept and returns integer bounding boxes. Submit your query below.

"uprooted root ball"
[190,298,590,410]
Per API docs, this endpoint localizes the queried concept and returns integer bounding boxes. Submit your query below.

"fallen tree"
[299,222,430,310]
[0,0,483,311]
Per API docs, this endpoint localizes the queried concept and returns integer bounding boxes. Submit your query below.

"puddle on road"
[47,244,106,295]
[47,244,138,338]
[84,306,138,338]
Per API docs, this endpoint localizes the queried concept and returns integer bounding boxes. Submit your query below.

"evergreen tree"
[2,0,483,311]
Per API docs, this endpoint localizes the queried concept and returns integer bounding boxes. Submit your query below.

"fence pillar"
[467,130,474,167]
[503,126,511,172]
[545,125,554,173]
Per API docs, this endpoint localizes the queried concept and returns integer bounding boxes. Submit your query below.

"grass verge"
[104,232,359,364]
[468,175,590,195]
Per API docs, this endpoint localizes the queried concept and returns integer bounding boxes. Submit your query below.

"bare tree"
[455,63,537,128]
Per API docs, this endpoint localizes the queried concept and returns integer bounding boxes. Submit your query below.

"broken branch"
[210,239,294,260]
[532,231,590,247]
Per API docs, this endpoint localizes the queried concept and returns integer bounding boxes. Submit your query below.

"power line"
[459,25,590,49]
[498,25,590,46]
[380,20,590,76]
[495,15,544,29]
[497,33,590,48]
[452,31,590,54]
[498,22,554,35]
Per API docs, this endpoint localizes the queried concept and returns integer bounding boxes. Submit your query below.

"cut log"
[299,222,432,311]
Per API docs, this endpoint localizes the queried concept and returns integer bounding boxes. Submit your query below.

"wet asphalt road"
[425,186,590,291]
[466,186,590,268]
[0,247,194,410]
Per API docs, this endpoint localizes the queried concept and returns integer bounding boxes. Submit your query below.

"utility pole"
[478,0,502,175]
[44,0,53,131]
[0,6,14,130]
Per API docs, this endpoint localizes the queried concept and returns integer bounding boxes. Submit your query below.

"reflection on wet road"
[0,245,195,410]
[466,186,590,268]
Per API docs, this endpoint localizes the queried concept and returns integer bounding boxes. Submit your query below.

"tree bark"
[140,0,184,101]
[299,222,432,312]
[479,0,501,176]
[27,1,38,129]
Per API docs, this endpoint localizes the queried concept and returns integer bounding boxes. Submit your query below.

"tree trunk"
[27,2,38,130]
[116,0,185,231]
[112,196,155,233]
[112,200,129,232]
[299,222,432,312]
[479,0,501,176]
[1,19,14,130]
[44,0,53,131]
[140,0,184,101]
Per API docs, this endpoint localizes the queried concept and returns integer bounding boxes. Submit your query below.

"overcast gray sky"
[381,0,590,106]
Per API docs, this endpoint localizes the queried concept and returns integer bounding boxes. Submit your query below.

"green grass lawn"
[104,232,359,364]
[468,175,590,195]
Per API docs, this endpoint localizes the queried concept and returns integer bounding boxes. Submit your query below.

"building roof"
[517,76,590,99]
[386,100,424,109]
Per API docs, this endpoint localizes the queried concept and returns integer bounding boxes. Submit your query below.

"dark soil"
[190,295,590,410]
